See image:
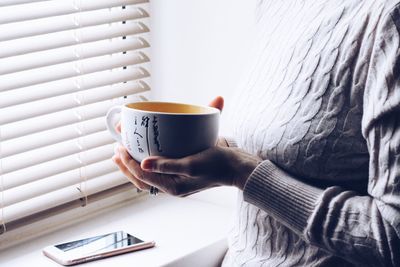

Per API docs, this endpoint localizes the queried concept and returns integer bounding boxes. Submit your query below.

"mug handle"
[105,106,122,144]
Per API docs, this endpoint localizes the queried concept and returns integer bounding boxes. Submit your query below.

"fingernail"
[141,159,153,171]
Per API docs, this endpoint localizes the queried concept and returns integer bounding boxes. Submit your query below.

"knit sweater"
[222,0,400,266]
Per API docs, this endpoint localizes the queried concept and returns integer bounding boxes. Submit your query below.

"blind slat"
[0,67,149,108]
[1,99,117,141]
[2,183,135,236]
[2,117,106,158]
[1,82,148,141]
[0,37,149,75]
[2,131,113,174]
[3,172,128,223]
[0,7,148,42]
[0,0,49,8]
[0,22,148,58]
[1,82,148,157]
[0,52,149,92]
[1,75,148,125]
[3,144,115,191]
[0,0,148,24]
[3,159,118,207]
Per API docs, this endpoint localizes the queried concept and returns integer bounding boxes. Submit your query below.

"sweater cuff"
[243,160,323,235]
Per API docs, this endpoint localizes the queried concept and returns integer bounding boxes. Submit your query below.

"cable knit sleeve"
[243,5,400,266]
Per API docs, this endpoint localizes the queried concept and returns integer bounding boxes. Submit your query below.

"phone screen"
[55,231,144,256]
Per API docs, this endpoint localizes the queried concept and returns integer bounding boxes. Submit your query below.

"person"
[112,0,400,266]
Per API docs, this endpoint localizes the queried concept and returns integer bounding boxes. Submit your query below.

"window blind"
[0,0,150,234]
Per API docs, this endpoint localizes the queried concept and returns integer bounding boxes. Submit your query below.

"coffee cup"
[106,101,220,162]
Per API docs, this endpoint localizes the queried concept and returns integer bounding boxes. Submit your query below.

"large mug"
[106,101,220,162]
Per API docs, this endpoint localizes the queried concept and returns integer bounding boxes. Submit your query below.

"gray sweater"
[222,0,400,266]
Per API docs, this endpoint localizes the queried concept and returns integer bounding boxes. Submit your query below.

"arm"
[244,7,400,266]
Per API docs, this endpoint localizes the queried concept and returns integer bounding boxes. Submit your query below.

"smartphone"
[42,231,155,266]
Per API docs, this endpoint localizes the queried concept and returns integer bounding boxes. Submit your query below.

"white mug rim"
[122,101,220,116]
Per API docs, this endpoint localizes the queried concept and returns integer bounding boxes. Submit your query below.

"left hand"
[112,96,225,191]
[114,143,261,196]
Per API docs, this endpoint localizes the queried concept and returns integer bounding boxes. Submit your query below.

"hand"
[116,144,261,196]
[112,96,226,191]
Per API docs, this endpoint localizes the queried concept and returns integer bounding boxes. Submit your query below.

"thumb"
[141,156,191,176]
[208,96,224,112]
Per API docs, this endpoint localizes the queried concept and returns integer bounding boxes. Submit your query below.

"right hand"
[112,96,227,191]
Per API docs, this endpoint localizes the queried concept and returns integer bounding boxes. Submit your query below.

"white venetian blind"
[0,0,150,234]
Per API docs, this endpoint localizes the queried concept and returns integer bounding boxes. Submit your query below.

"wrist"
[234,154,261,190]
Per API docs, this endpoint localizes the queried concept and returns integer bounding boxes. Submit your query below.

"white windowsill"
[0,187,237,267]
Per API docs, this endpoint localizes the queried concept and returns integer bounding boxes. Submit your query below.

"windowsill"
[0,187,238,267]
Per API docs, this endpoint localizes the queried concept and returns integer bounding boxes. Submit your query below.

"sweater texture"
[222,0,400,266]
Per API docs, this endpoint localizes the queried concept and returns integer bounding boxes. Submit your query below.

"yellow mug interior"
[126,102,218,114]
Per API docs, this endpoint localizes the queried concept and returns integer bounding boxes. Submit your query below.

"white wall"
[149,0,258,134]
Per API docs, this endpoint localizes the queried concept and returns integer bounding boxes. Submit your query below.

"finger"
[112,154,150,190]
[141,156,191,176]
[117,147,165,192]
[118,146,145,180]
[113,155,149,190]
[118,148,197,196]
[141,156,216,196]
[208,96,224,112]
[115,122,121,133]
[217,137,229,147]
